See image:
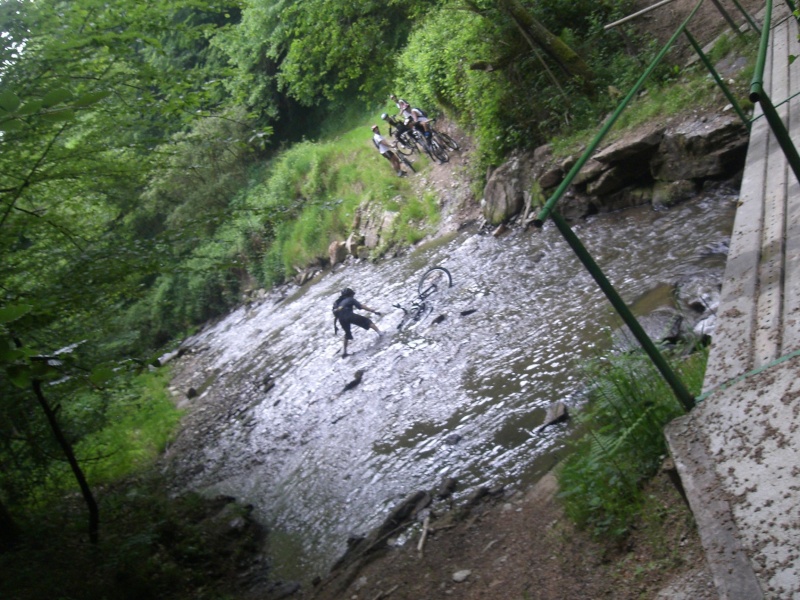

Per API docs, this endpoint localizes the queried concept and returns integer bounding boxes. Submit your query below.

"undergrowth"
[557,346,708,540]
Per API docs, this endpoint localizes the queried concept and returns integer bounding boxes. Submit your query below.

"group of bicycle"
[371,93,460,177]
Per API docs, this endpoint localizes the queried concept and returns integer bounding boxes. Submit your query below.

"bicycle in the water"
[392,266,453,330]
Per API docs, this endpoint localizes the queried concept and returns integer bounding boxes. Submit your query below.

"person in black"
[332,288,382,357]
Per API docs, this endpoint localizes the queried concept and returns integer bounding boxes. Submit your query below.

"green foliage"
[394,0,636,168]
[230,125,421,284]
[1,362,181,510]
[55,371,182,488]
[557,347,707,539]
[0,477,263,600]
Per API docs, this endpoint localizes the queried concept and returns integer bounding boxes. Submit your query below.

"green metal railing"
[749,0,800,185]
[532,0,773,412]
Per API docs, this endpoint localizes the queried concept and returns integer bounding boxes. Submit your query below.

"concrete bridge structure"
[665,4,800,599]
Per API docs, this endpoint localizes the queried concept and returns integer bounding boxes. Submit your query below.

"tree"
[0,0,247,542]
[462,0,595,94]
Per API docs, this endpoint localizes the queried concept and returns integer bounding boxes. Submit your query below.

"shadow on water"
[165,188,737,582]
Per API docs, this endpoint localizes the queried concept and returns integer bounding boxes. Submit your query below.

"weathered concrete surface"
[666,356,800,600]
[666,5,800,599]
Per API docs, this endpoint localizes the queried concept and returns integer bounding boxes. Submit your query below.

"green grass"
[232,117,443,283]
[557,346,708,540]
[46,370,183,493]
[551,34,756,158]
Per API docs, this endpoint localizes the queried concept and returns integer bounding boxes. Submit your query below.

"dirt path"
[297,470,716,600]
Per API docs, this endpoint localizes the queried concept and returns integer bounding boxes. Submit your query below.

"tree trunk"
[0,498,20,552]
[496,0,596,95]
[32,380,99,544]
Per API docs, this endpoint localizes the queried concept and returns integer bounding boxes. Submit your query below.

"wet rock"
[345,231,364,257]
[482,152,534,224]
[443,433,462,445]
[651,114,748,182]
[464,486,491,508]
[652,180,697,209]
[492,222,508,236]
[541,401,569,428]
[587,165,632,196]
[612,308,684,352]
[484,110,747,225]
[572,157,606,186]
[452,569,472,582]
[363,207,399,249]
[328,240,347,267]
[593,125,664,164]
[675,275,722,318]
[437,477,458,500]
[693,314,716,340]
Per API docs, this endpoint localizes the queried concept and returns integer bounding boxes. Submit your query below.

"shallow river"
[164,189,736,581]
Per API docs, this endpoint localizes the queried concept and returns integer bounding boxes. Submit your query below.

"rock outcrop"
[482,112,749,224]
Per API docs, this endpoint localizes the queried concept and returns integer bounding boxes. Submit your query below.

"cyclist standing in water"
[332,287,382,357]
[372,125,407,177]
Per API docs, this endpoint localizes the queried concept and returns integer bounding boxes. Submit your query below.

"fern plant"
[557,346,707,539]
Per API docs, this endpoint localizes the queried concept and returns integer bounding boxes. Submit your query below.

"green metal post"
[708,0,748,36]
[752,91,800,186]
[729,0,761,34]
[684,29,751,128]
[750,0,773,93]
[550,211,696,412]
[749,0,800,186]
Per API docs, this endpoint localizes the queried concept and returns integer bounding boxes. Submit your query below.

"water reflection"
[166,189,737,580]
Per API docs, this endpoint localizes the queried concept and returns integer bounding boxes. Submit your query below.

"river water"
[163,188,736,581]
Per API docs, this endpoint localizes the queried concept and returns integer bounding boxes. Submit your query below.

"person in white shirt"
[371,125,407,177]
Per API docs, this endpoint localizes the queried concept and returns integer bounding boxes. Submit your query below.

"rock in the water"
[452,569,472,583]
[542,401,569,428]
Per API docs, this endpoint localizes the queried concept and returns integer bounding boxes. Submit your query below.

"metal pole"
[750,0,773,95]
[684,29,751,128]
[749,0,800,186]
[550,211,696,412]
[708,0,748,36]
[752,91,800,186]
[729,0,761,34]
[604,0,678,30]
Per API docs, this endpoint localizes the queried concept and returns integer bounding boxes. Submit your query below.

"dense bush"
[393,0,642,167]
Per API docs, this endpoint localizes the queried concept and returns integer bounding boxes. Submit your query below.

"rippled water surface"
[165,190,737,580]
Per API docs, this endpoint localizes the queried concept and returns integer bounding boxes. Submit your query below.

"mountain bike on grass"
[396,150,415,173]
[392,266,453,330]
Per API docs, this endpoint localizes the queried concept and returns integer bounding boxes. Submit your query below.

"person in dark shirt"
[332,288,382,357]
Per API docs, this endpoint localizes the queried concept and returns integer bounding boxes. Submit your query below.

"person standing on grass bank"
[372,125,407,177]
[332,287,382,357]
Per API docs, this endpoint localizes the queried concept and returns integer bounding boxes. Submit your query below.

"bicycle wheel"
[399,153,416,173]
[418,266,452,299]
[394,136,414,156]
[411,130,435,161]
[430,139,449,163]
[434,130,460,151]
